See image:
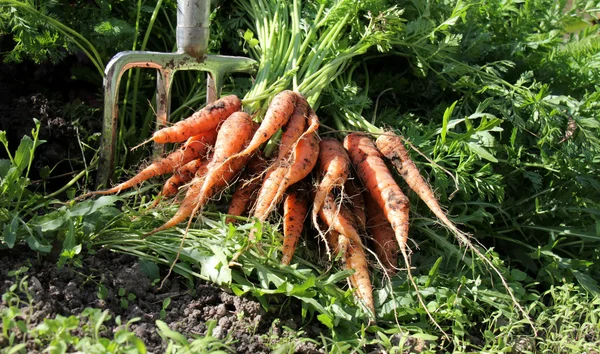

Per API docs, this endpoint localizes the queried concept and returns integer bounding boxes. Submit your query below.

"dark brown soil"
[0,245,324,353]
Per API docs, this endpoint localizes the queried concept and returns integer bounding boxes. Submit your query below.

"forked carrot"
[364,192,398,274]
[312,138,351,242]
[145,112,255,236]
[229,90,297,163]
[281,184,309,265]
[376,131,535,332]
[277,93,308,160]
[152,95,241,144]
[252,131,319,222]
[89,130,217,197]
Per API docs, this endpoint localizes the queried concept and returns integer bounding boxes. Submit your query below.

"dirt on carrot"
[281,184,310,265]
[152,95,241,144]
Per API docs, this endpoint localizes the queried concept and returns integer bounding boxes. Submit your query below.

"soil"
[0,55,101,191]
[0,245,324,353]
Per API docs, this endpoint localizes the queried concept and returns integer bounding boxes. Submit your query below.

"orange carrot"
[152,95,241,144]
[364,192,398,274]
[317,193,363,249]
[341,233,374,316]
[229,90,296,162]
[225,155,266,223]
[343,133,409,254]
[318,197,374,315]
[345,179,366,233]
[375,132,460,238]
[376,132,533,332]
[91,130,217,196]
[252,131,319,222]
[145,112,255,236]
[149,157,211,209]
[345,133,450,335]
[281,185,309,265]
[277,93,308,160]
[312,138,351,241]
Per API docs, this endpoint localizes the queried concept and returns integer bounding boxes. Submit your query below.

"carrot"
[312,138,351,242]
[364,192,398,274]
[148,157,211,209]
[345,179,367,233]
[145,112,255,236]
[281,184,309,265]
[152,95,241,144]
[225,155,266,224]
[341,233,374,316]
[376,132,534,331]
[228,90,297,162]
[317,193,363,249]
[90,130,217,196]
[277,93,308,160]
[317,197,374,315]
[344,132,447,338]
[252,131,319,222]
[302,107,320,140]
[343,133,409,254]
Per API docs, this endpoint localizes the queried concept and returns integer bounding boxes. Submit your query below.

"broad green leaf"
[467,142,498,162]
[243,29,254,41]
[69,196,119,217]
[156,320,189,346]
[14,135,33,172]
[32,211,67,232]
[130,337,147,354]
[7,344,27,354]
[572,269,600,296]
[26,235,52,253]
[3,216,19,248]
[139,259,160,281]
[317,313,334,329]
[0,159,11,179]
[441,101,458,144]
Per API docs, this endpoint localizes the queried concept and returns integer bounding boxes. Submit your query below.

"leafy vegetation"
[1,0,600,352]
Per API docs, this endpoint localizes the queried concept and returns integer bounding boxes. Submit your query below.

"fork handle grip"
[177,0,210,57]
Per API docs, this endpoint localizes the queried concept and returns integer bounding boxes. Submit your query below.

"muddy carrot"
[152,95,241,144]
[318,198,374,315]
[145,112,255,236]
[312,138,351,241]
[364,192,398,274]
[345,179,367,233]
[149,157,211,209]
[225,155,266,223]
[281,185,309,265]
[90,130,217,196]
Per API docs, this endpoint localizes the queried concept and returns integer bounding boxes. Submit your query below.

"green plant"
[1,267,147,353]
[157,319,234,354]
[160,297,171,320]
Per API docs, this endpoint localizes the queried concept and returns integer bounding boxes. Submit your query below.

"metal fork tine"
[154,68,174,157]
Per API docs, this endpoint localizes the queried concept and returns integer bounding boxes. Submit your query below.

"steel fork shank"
[96,51,256,188]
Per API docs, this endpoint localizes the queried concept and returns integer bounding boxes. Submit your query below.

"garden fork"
[96,0,257,188]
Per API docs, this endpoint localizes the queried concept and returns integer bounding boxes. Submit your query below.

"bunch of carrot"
[86,90,468,320]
